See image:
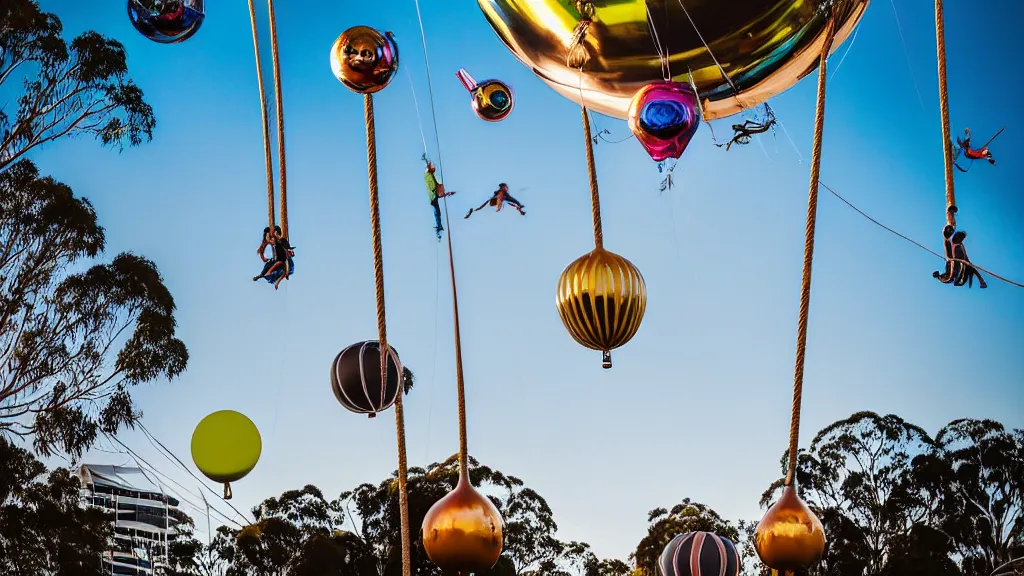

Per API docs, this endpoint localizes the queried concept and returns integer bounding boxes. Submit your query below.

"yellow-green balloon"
[191,410,262,484]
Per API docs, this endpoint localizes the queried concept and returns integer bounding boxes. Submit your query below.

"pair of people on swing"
[423,159,525,239]
[933,205,986,289]
[253,225,295,290]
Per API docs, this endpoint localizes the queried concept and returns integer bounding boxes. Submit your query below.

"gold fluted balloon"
[421,474,504,576]
[477,0,868,120]
[755,485,827,572]
[556,247,646,369]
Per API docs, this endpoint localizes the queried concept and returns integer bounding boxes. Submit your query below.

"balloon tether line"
[413,0,472,481]
[363,93,413,576]
[581,107,604,250]
[785,19,835,488]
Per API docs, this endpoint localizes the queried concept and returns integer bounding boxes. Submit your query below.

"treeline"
[4,412,1018,576]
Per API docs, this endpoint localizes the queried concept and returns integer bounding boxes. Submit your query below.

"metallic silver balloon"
[127,0,205,44]
[477,0,868,120]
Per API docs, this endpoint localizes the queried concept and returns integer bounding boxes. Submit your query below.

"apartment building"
[78,464,181,575]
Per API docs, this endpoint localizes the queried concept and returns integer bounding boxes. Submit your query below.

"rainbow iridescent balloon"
[127,0,205,44]
[627,82,700,162]
[477,0,868,120]
[456,68,515,122]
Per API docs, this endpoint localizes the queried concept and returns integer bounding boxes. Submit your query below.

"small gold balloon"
[755,485,826,572]
[422,475,504,576]
[329,26,399,94]
[477,0,868,120]
[555,247,646,368]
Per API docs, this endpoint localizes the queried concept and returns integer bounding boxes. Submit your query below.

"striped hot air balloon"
[658,531,741,576]
[330,341,402,417]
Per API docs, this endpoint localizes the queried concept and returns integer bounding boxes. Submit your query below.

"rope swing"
[246,0,290,240]
[933,0,957,227]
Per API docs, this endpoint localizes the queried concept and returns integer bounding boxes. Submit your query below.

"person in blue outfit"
[253,225,295,290]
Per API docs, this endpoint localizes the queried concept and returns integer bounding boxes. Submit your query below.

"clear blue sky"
[38,0,1023,561]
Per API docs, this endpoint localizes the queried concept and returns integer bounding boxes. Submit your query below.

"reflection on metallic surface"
[457,68,516,122]
[127,0,205,44]
[627,81,701,162]
[329,26,399,94]
[556,247,646,368]
[755,485,827,571]
[421,476,504,576]
[477,0,868,120]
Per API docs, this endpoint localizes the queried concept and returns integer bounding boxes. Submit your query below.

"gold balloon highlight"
[556,247,646,368]
[421,477,504,576]
[329,26,399,94]
[755,486,827,572]
[477,0,868,120]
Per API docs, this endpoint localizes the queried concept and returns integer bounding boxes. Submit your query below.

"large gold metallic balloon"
[755,485,827,571]
[477,0,868,120]
[556,247,646,368]
[329,26,399,94]
[422,475,504,576]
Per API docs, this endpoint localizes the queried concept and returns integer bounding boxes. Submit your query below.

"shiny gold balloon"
[556,247,646,368]
[755,486,827,572]
[477,0,868,120]
[329,26,399,94]
[422,475,504,576]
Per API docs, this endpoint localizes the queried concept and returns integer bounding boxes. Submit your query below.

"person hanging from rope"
[933,223,962,284]
[951,230,987,289]
[464,183,526,219]
[933,205,962,284]
[424,156,455,240]
[253,225,295,289]
[715,103,777,151]
[954,127,1004,172]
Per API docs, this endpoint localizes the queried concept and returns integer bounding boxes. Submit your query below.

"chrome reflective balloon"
[477,0,868,120]
[628,82,700,162]
[457,68,515,122]
[330,26,399,94]
[127,0,205,44]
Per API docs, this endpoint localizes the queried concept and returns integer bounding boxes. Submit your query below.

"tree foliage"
[0,436,112,575]
[0,159,188,458]
[0,0,156,172]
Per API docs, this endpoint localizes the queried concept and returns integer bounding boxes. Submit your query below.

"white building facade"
[78,465,181,575]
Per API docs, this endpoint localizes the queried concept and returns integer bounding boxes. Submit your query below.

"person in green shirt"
[425,160,454,239]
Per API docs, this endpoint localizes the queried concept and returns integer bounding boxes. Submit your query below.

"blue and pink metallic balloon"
[627,81,701,162]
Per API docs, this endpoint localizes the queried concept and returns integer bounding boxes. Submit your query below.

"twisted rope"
[785,22,835,487]
[266,0,289,238]
[245,0,275,229]
[363,93,412,576]
[934,0,956,227]
[581,107,604,249]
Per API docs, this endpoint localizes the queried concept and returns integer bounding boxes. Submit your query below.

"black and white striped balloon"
[658,531,741,576]
[330,341,402,418]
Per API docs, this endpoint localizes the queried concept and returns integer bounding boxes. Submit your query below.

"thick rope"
[785,23,834,487]
[266,0,289,238]
[413,0,469,482]
[246,0,275,229]
[934,0,956,227]
[581,107,604,249]
[363,94,412,576]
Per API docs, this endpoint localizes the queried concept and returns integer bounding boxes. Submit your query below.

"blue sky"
[37,0,1024,561]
